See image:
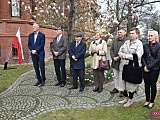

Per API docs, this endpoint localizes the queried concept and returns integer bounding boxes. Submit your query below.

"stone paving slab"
[0,66,145,120]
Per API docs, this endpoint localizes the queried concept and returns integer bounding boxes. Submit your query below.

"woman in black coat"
[142,30,160,109]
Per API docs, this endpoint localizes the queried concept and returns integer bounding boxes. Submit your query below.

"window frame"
[10,0,21,17]
[12,47,18,59]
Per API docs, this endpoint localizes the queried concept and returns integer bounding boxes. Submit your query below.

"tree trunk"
[68,0,75,77]
[68,0,75,45]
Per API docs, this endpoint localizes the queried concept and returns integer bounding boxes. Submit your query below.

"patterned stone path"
[0,66,145,120]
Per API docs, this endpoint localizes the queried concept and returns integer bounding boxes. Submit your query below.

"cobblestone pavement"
[0,66,145,120]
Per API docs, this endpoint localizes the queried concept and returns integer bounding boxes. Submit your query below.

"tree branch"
[134,1,160,8]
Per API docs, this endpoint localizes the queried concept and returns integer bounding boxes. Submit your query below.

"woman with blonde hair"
[142,30,160,109]
[150,30,159,42]
[89,32,108,93]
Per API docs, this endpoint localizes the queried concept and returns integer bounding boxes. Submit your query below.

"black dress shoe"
[97,90,103,93]
[79,88,84,92]
[143,103,150,107]
[143,104,148,107]
[147,104,154,109]
[54,82,61,86]
[93,88,99,92]
[34,82,41,86]
[40,82,45,87]
[69,86,78,90]
[60,83,65,87]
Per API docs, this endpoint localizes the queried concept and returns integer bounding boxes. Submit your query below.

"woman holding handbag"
[142,30,160,109]
[89,32,108,93]
[118,27,144,107]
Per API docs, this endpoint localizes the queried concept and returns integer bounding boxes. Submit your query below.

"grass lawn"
[0,58,160,120]
[32,99,160,120]
[0,64,33,93]
[32,87,160,120]
[0,58,55,93]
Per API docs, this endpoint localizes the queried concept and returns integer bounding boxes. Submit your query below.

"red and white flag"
[12,28,24,64]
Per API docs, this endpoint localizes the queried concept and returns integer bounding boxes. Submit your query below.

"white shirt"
[76,40,81,47]
[57,34,62,43]
[95,39,101,44]
[34,32,39,44]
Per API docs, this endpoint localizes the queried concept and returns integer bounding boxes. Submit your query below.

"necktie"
[57,36,60,44]
[34,33,38,44]
[76,41,79,47]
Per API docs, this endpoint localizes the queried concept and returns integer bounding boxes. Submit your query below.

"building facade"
[0,0,56,65]
[0,0,99,65]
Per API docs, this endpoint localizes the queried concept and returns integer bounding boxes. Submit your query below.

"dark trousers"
[32,55,46,83]
[54,59,66,84]
[93,69,104,91]
[123,90,134,99]
[72,69,85,88]
[143,70,159,103]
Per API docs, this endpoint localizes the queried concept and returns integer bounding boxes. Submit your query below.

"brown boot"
[119,91,124,97]
[110,88,119,94]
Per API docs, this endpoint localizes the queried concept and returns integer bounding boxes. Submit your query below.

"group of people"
[110,27,160,108]
[28,23,160,109]
[28,23,87,92]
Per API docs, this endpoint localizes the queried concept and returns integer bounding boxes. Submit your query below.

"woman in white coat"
[89,32,108,93]
[118,27,144,107]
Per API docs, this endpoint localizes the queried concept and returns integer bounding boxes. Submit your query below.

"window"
[11,0,20,17]
[12,47,18,59]
[30,0,35,19]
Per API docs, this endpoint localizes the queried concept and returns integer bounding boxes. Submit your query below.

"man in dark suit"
[28,23,46,86]
[51,27,68,87]
[68,32,86,92]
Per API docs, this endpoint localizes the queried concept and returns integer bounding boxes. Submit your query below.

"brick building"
[0,0,56,65]
[0,0,99,65]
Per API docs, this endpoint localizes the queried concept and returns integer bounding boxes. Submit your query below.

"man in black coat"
[68,32,86,92]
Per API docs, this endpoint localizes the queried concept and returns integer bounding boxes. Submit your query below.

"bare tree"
[97,0,160,39]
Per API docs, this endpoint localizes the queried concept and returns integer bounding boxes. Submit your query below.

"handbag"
[122,54,143,84]
[99,59,110,70]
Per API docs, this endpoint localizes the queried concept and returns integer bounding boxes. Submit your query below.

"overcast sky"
[97,0,160,12]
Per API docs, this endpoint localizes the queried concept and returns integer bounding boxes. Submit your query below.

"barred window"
[11,0,20,17]
[12,47,18,58]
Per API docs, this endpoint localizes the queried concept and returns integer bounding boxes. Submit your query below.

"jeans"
[113,68,120,89]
